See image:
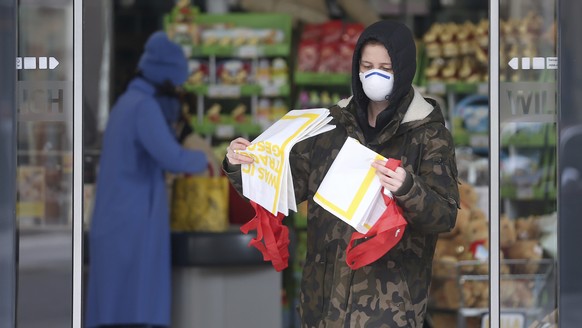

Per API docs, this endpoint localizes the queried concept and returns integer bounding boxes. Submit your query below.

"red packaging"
[301,23,322,42]
[316,21,344,73]
[336,23,364,73]
[297,39,320,72]
[297,23,322,72]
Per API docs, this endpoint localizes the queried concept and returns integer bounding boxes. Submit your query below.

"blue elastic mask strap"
[364,71,391,80]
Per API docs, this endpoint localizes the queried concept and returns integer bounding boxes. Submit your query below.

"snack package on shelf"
[316,21,343,73]
[166,0,200,47]
[217,59,252,84]
[421,11,555,84]
[271,58,288,87]
[336,23,364,73]
[296,20,364,74]
[186,59,208,85]
[297,23,322,72]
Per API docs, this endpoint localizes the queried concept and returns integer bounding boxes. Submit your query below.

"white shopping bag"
[238,108,335,215]
[313,137,390,233]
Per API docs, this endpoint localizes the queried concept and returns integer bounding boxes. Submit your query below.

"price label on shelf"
[261,84,280,96]
[208,85,241,98]
[427,82,446,95]
[181,45,192,58]
[482,313,525,328]
[470,135,488,148]
[517,187,534,199]
[237,45,264,58]
[215,124,236,139]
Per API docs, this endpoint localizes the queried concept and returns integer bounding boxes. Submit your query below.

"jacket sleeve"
[136,99,208,173]
[289,137,313,205]
[222,158,243,196]
[394,123,460,233]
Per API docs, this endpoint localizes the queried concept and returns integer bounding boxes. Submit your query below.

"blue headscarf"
[138,31,188,86]
[137,31,188,124]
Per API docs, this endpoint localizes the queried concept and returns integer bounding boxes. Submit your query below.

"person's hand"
[226,137,254,165]
[371,159,407,193]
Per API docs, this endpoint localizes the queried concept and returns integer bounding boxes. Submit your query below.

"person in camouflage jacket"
[224,20,459,328]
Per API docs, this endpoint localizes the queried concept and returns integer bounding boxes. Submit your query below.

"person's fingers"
[372,160,406,192]
[226,138,254,165]
[231,137,251,149]
[394,167,406,179]
[372,161,404,181]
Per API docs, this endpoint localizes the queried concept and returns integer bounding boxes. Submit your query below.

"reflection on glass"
[16,2,73,327]
[421,4,492,328]
[498,0,558,327]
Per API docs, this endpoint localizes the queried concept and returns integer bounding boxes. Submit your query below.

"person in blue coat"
[85,31,207,328]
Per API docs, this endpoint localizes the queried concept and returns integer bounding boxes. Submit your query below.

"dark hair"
[358,39,387,66]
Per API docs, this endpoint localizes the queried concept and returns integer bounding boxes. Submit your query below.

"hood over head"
[351,20,417,120]
[138,31,189,86]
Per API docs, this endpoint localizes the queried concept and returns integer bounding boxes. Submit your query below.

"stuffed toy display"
[430,181,552,312]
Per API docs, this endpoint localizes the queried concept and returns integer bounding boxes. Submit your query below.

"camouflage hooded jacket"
[223,21,459,328]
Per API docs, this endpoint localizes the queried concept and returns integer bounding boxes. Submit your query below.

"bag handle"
[240,201,290,272]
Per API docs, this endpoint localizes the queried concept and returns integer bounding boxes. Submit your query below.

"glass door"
[15,0,83,327]
[489,0,558,327]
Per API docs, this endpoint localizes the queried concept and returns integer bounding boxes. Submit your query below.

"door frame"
[0,0,17,325]
[73,0,84,327]
[558,0,582,326]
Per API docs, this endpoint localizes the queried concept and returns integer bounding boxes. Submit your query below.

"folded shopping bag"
[345,158,408,270]
[314,137,388,233]
[238,108,334,216]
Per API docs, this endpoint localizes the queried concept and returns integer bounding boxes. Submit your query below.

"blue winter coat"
[85,78,207,327]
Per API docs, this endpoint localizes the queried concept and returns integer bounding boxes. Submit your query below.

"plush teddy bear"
[461,213,490,274]
[433,233,472,277]
[500,214,517,248]
[500,280,534,308]
[514,215,541,240]
[441,180,478,239]
[504,240,544,274]
[434,187,489,274]
[503,214,544,274]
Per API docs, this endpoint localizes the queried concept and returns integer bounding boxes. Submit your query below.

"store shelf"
[165,11,292,57]
[453,131,488,149]
[184,83,289,97]
[191,115,262,137]
[501,131,557,148]
[294,72,351,86]
[500,184,556,200]
[188,44,290,58]
[171,230,268,267]
[426,82,488,95]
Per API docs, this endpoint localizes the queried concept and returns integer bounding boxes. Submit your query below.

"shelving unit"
[165,8,293,141]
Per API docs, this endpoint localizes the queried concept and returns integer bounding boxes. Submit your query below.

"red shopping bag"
[345,158,408,270]
[240,201,290,272]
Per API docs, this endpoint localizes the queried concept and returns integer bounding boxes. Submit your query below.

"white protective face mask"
[359,68,394,102]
